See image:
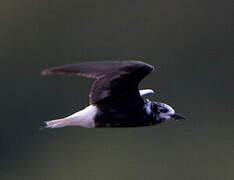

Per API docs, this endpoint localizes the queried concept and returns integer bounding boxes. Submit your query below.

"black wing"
[42,61,154,104]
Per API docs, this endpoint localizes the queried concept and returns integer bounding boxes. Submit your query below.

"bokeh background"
[1,0,234,179]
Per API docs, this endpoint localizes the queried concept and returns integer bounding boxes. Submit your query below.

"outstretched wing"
[42,61,154,104]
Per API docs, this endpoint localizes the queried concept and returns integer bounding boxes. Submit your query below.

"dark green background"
[1,0,234,179]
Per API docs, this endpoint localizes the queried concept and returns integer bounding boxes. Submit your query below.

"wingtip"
[41,69,51,76]
[138,61,155,72]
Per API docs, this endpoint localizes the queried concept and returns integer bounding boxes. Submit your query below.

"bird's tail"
[44,118,70,129]
[43,105,97,129]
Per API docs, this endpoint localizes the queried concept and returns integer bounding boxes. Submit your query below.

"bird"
[42,60,185,128]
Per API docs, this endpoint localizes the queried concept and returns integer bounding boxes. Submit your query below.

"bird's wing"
[42,61,154,104]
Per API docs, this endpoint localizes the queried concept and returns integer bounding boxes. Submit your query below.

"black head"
[151,102,185,121]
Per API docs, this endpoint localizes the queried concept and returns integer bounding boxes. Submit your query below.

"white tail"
[45,118,69,128]
[44,105,98,129]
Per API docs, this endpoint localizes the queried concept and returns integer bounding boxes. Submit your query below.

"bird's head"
[151,102,185,121]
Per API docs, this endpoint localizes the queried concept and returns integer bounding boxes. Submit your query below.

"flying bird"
[42,61,185,128]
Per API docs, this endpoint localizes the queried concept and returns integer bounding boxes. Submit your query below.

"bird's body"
[42,61,185,128]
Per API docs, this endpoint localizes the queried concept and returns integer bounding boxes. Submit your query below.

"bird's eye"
[159,108,168,113]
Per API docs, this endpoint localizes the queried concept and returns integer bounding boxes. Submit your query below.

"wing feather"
[42,61,155,104]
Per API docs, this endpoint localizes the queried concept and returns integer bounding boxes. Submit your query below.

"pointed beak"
[171,113,186,120]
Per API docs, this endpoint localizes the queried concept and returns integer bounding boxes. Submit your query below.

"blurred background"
[1,0,234,179]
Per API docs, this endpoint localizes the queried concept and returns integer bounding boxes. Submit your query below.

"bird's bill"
[171,113,186,120]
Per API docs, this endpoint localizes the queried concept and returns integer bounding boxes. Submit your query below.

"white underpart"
[140,89,154,96]
[45,105,98,128]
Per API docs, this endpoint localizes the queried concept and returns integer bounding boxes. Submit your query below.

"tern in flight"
[42,61,185,128]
